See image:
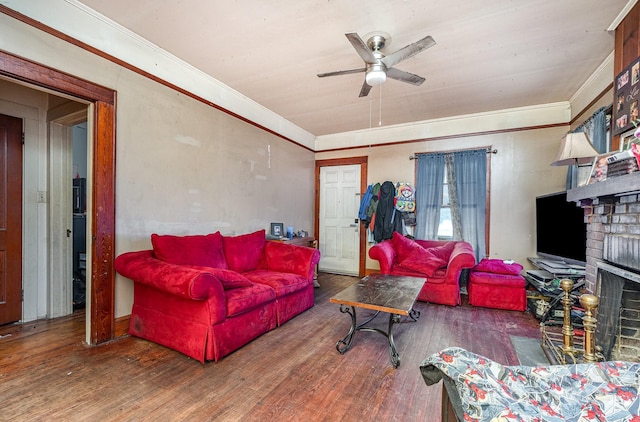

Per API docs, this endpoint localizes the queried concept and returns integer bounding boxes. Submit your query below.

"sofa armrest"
[368,240,396,273]
[443,242,476,285]
[114,250,225,301]
[263,241,320,281]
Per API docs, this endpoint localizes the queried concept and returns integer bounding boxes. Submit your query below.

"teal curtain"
[415,149,487,261]
[566,105,610,189]
[452,149,487,261]
[414,153,445,240]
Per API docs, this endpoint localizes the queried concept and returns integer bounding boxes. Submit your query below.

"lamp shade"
[366,68,386,86]
[550,132,599,166]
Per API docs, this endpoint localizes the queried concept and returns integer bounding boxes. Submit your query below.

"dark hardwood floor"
[0,273,542,421]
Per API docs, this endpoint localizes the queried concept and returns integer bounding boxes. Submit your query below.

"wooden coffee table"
[330,273,424,368]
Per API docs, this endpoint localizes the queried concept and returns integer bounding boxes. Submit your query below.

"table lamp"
[550,132,599,167]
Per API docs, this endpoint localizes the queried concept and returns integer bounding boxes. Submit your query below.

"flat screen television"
[535,191,587,266]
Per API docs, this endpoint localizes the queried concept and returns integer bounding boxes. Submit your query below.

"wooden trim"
[317,123,568,154]
[611,2,640,151]
[0,49,116,346]
[315,156,368,277]
[0,51,114,104]
[91,101,116,344]
[569,83,613,126]
[0,5,313,153]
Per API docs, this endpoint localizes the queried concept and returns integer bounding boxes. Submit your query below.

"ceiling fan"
[317,32,436,97]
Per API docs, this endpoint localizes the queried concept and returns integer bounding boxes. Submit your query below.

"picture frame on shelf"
[270,222,284,237]
[587,152,614,184]
[620,129,637,151]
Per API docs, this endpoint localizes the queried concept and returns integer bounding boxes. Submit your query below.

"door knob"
[67,229,71,237]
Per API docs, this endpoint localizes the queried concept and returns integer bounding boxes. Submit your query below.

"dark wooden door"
[0,114,23,324]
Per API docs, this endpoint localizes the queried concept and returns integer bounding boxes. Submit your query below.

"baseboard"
[114,315,130,338]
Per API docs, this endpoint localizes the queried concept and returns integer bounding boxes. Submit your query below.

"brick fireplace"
[570,173,640,362]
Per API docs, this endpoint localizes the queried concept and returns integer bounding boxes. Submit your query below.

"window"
[437,172,453,240]
[414,148,488,261]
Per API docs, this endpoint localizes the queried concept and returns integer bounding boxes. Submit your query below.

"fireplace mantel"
[567,173,640,202]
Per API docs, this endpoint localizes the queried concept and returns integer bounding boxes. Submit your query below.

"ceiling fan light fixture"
[366,68,386,86]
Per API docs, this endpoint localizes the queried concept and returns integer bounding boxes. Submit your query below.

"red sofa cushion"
[223,281,276,318]
[223,229,266,273]
[188,266,254,290]
[151,232,228,269]
[474,258,523,276]
[244,269,309,297]
[425,242,456,261]
[398,246,447,277]
[391,232,421,262]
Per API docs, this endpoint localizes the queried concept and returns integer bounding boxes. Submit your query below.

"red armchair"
[368,232,476,306]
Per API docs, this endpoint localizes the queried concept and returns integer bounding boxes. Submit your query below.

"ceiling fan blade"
[359,81,372,97]
[345,33,377,64]
[381,35,436,68]
[317,68,366,78]
[386,68,425,86]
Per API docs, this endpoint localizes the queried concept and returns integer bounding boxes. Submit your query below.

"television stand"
[524,257,585,326]
[527,257,585,277]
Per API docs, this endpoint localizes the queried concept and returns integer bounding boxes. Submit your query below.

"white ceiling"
[77,0,630,137]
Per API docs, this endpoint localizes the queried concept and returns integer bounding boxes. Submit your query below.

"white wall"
[317,122,570,270]
[1,12,316,319]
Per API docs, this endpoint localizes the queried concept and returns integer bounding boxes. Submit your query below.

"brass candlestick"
[580,294,599,363]
[560,279,576,363]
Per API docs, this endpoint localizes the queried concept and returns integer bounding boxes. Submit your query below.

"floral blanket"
[420,347,640,421]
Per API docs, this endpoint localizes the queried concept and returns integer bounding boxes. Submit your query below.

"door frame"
[0,50,116,346]
[315,156,368,277]
[48,106,88,319]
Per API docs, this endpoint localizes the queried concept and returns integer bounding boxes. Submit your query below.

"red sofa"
[114,229,320,363]
[368,232,476,306]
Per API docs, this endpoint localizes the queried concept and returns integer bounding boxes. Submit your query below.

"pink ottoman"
[468,271,527,311]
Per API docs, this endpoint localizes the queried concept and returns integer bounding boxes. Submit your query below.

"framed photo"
[270,222,284,237]
[620,129,637,151]
[587,153,613,184]
[613,56,640,136]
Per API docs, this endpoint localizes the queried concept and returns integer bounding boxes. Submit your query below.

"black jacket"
[373,181,402,242]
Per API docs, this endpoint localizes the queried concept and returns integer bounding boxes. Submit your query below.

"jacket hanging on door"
[359,183,380,229]
[373,181,402,242]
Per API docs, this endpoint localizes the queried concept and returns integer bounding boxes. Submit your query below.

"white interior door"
[48,122,74,318]
[319,164,360,275]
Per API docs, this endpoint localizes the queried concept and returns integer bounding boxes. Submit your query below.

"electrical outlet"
[37,191,47,203]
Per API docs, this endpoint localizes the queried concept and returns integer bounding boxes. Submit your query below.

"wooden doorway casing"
[0,50,116,345]
[315,156,368,277]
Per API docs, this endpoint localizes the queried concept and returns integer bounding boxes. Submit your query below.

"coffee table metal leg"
[335,306,420,368]
[408,308,420,321]
[336,305,357,354]
[387,313,402,368]
[336,306,381,354]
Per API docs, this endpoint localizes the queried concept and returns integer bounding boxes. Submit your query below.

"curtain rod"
[409,148,498,160]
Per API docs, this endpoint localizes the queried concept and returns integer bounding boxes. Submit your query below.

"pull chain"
[378,85,382,126]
